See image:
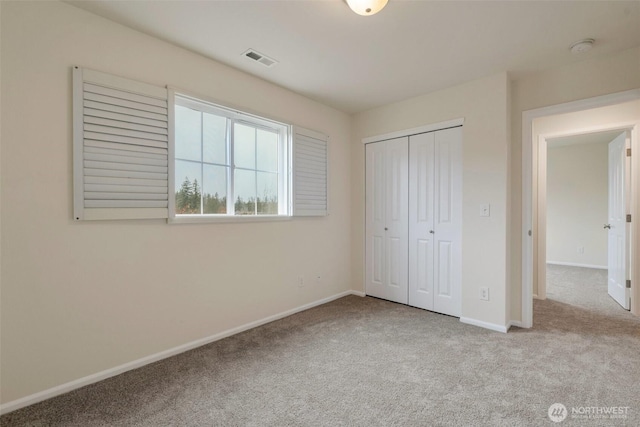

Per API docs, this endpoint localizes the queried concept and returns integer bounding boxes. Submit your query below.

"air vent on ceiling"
[242,49,278,68]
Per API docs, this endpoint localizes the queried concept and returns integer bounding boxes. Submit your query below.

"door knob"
[604,224,611,229]
[429,230,434,234]
[384,227,388,231]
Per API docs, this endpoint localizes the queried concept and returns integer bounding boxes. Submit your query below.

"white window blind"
[73,67,169,220]
[292,126,328,216]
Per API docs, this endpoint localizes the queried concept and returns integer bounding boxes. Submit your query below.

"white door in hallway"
[408,128,462,316]
[365,137,409,304]
[607,132,630,310]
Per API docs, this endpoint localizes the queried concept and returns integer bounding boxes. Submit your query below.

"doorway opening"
[521,89,640,328]
[544,129,630,314]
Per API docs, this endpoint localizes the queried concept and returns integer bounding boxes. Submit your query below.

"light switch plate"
[480,204,490,217]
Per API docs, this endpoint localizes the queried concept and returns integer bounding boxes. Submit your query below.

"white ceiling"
[67,0,640,114]
[547,129,625,148]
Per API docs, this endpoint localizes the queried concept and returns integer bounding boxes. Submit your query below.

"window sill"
[168,215,292,225]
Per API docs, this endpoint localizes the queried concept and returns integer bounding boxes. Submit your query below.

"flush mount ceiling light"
[570,38,595,54]
[346,0,388,16]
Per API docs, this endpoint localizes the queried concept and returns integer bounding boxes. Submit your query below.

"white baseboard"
[351,290,366,297]
[547,261,607,270]
[460,317,509,333]
[0,290,361,415]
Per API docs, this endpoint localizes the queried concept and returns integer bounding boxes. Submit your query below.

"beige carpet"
[2,267,639,426]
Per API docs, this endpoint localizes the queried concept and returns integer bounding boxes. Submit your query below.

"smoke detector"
[570,38,594,54]
[242,49,278,68]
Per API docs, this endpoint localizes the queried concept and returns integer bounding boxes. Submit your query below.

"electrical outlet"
[480,204,490,217]
[479,287,489,301]
[297,276,304,288]
[577,246,584,254]
[315,274,321,285]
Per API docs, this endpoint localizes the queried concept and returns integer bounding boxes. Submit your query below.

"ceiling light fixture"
[346,0,388,16]
[570,38,595,54]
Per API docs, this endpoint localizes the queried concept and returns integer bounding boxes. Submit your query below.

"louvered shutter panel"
[73,67,169,220]
[292,127,328,216]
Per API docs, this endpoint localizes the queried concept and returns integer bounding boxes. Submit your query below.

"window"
[73,67,328,222]
[171,95,289,219]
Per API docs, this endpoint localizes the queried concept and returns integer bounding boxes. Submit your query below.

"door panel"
[433,128,462,317]
[390,146,404,222]
[607,132,630,309]
[372,149,384,222]
[437,240,452,297]
[366,142,387,299]
[409,133,435,310]
[388,237,402,288]
[409,128,462,316]
[365,137,408,304]
[416,239,433,293]
[385,138,409,303]
[416,143,433,223]
[372,236,383,284]
[437,139,452,224]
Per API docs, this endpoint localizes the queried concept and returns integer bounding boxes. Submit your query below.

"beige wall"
[0,1,352,404]
[547,141,609,267]
[510,47,640,321]
[351,73,511,328]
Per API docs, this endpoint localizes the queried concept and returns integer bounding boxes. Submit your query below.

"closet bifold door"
[365,137,409,304]
[409,127,462,317]
[408,132,436,310]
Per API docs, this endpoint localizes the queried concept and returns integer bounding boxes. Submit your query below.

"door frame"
[521,89,640,328]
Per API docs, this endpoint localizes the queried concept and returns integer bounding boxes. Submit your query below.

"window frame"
[168,90,292,223]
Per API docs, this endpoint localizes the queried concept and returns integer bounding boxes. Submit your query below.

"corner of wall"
[505,72,513,324]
